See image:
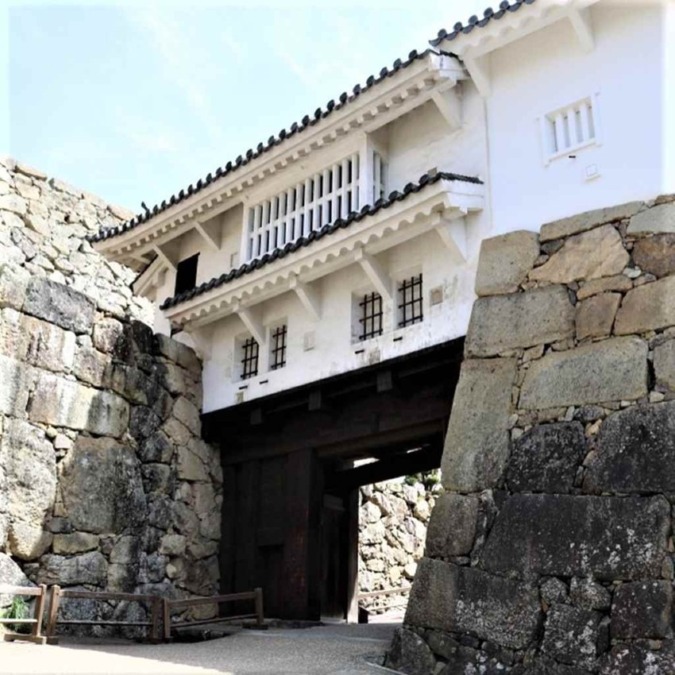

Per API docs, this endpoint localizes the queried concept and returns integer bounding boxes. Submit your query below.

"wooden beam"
[236,305,265,346]
[289,275,321,321]
[153,244,177,271]
[568,7,594,53]
[431,88,462,131]
[194,219,221,251]
[463,55,490,97]
[354,248,393,303]
[434,216,468,262]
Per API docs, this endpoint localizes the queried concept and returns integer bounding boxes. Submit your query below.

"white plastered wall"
[486,2,666,234]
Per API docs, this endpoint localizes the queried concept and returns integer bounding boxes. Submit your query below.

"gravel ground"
[0,623,400,675]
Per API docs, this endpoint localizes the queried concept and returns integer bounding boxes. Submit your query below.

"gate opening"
[204,339,463,622]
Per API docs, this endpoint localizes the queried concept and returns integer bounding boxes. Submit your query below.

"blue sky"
[3,0,482,211]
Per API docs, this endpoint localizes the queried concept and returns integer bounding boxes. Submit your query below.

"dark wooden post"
[282,448,322,619]
[254,587,264,627]
[46,585,61,642]
[345,488,360,623]
[162,598,171,640]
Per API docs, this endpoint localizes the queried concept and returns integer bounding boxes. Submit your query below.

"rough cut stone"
[601,641,675,675]
[632,233,675,277]
[0,553,32,607]
[542,604,600,670]
[425,494,479,558]
[576,274,632,300]
[21,315,77,373]
[8,523,52,561]
[92,317,125,354]
[519,337,648,409]
[480,495,669,581]
[627,201,675,234]
[611,580,672,639]
[584,402,675,493]
[52,532,99,555]
[530,225,630,283]
[60,436,146,534]
[569,578,611,611]
[0,264,29,311]
[176,446,209,482]
[441,358,516,492]
[40,552,108,586]
[29,371,129,437]
[405,558,541,650]
[384,628,437,675]
[475,230,540,296]
[23,277,95,334]
[541,201,643,242]
[506,422,586,493]
[575,293,621,341]
[155,334,201,374]
[2,419,56,538]
[615,276,675,334]
[654,339,675,390]
[0,355,33,416]
[466,286,574,357]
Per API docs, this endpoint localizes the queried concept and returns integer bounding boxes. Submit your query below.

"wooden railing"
[163,588,264,640]
[46,586,162,644]
[357,586,411,623]
[0,584,48,645]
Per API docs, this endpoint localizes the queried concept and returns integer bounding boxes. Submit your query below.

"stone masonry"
[359,476,440,615]
[0,157,221,630]
[387,195,675,674]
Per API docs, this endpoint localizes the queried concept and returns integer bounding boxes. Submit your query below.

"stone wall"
[0,158,221,626]
[388,196,675,674]
[359,476,440,613]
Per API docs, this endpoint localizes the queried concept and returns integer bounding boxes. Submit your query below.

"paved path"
[0,623,400,674]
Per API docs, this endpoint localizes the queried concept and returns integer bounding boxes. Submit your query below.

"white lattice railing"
[245,153,360,261]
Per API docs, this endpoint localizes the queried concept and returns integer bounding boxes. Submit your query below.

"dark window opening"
[241,337,259,380]
[270,325,287,371]
[359,292,383,341]
[174,254,199,295]
[398,274,423,328]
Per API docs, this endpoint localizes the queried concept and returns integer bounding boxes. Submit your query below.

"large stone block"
[39,552,108,586]
[654,339,675,390]
[29,371,129,437]
[60,436,146,534]
[21,315,77,373]
[601,642,675,675]
[627,201,675,234]
[480,495,669,581]
[154,333,201,374]
[0,264,29,311]
[23,277,95,334]
[615,276,675,334]
[541,604,600,670]
[632,233,675,278]
[425,494,479,558]
[506,422,586,493]
[405,558,541,650]
[611,581,672,639]
[541,201,643,242]
[441,358,516,492]
[475,230,540,296]
[584,402,675,493]
[0,553,32,607]
[530,225,629,284]
[2,419,56,538]
[519,337,648,409]
[384,628,436,675]
[466,286,574,357]
[0,354,33,416]
[575,292,621,341]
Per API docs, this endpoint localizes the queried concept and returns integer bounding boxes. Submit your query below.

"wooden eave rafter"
[92,53,467,265]
[452,0,599,97]
[163,178,484,331]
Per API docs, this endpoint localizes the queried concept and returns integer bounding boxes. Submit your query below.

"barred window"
[358,292,383,341]
[241,336,259,380]
[398,274,423,328]
[270,324,287,370]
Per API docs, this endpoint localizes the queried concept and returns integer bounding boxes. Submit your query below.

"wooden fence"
[0,584,48,645]
[163,588,264,640]
[46,586,163,644]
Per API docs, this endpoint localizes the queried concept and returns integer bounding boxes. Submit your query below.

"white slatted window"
[543,96,597,162]
[245,153,360,262]
[373,151,386,203]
